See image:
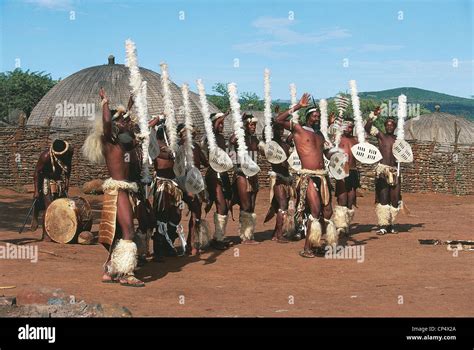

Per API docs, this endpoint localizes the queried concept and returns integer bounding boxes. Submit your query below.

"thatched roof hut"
[28,55,221,133]
[404,106,474,144]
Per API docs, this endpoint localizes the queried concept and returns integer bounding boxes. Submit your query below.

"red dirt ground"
[0,187,473,317]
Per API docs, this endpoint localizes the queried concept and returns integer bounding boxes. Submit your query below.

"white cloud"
[25,0,74,10]
[358,44,405,53]
[252,17,350,44]
[323,44,404,54]
[233,16,351,57]
[232,41,294,58]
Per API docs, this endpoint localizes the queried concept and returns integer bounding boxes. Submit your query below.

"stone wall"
[0,126,109,189]
[0,127,472,195]
[355,138,473,195]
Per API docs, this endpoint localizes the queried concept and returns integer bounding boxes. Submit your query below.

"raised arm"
[148,114,165,128]
[328,112,336,126]
[275,93,310,132]
[127,94,134,111]
[157,139,174,160]
[99,88,113,141]
[365,107,382,138]
[229,132,237,147]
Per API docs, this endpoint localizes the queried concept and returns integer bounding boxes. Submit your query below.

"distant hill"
[211,87,474,120]
[359,87,474,120]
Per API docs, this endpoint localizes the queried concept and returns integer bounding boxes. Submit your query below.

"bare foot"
[299,249,316,258]
[119,274,145,287]
[102,273,118,284]
[242,239,260,245]
[276,236,290,243]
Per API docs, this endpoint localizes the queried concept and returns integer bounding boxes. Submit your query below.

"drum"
[45,197,93,244]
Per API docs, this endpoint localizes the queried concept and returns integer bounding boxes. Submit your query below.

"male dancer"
[85,88,144,287]
[229,114,260,245]
[177,123,211,255]
[149,117,183,259]
[203,112,232,250]
[365,108,401,234]
[332,118,358,236]
[276,94,338,258]
[264,121,294,243]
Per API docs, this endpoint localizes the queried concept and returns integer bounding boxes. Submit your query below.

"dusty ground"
[0,186,473,317]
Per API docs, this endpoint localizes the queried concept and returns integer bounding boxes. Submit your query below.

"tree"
[207,82,265,112]
[0,69,58,122]
[240,91,264,111]
[207,82,230,112]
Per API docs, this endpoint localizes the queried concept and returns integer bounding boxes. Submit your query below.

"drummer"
[32,139,74,241]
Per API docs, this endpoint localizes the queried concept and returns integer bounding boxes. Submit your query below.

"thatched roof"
[28,56,221,133]
[404,110,474,144]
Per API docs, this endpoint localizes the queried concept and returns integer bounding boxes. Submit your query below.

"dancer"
[276,93,338,258]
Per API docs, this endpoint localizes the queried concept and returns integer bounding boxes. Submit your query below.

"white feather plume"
[138,81,151,171]
[290,83,298,122]
[334,128,343,148]
[264,68,273,142]
[349,80,366,143]
[333,94,349,148]
[181,83,194,168]
[319,98,329,140]
[335,94,350,118]
[160,62,178,153]
[196,79,217,152]
[125,39,151,182]
[228,83,248,162]
[125,39,141,97]
[397,94,407,140]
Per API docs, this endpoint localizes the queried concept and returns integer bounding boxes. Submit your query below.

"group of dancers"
[32,40,414,287]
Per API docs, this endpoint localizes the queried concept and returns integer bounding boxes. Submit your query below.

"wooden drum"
[45,197,93,244]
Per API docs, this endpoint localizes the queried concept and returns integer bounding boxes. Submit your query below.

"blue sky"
[1,0,472,99]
